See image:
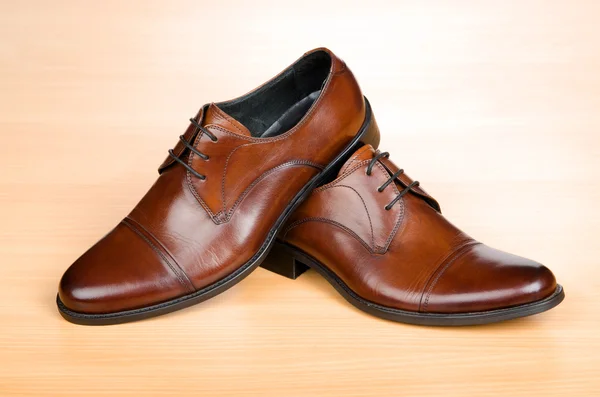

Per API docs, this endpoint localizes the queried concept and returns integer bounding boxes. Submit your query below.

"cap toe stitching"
[121,218,196,293]
[420,241,480,313]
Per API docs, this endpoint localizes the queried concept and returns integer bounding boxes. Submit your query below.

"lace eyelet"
[365,152,421,211]
[170,118,218,179]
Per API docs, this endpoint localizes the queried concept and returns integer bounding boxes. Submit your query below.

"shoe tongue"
[202,103,252,137]
[337,145,376,176]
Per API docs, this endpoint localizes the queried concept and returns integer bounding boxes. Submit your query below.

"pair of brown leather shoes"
[57,48,564,326]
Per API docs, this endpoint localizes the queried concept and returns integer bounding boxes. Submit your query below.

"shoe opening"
[217,50,331,138]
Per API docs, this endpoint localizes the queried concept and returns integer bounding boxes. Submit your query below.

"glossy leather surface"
[58,48,379,314]
[280,145,558,314]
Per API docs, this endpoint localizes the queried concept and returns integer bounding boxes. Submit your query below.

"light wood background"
[1,1,598,396]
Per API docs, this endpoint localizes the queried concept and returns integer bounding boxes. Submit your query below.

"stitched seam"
[121,219,196,293]
[208,125,265,143]
[218,140,327,213]
[340,157,357,175]
[387,200,408,254]
[282,217,376,254]
[187,130,251,221]
[334,184,375,250]
[210,122,246,137]
[420,238,475,298]
[338,145,371,175]
[214,138,326,216]
[186,128,219,221]
[226,160,324,216]
[208,106,247,136]
[220,141,260,214]
[124,217,196,292]
[186,167,218,220]
[308,160,404,253]
[374,162,404,252]
[418,239,477,311]
[382,193,404,252]
[314,159,371,193]
[411,232,471,310]
[221,160,323,223]
[421,241,481,313]
[332,61,348,76]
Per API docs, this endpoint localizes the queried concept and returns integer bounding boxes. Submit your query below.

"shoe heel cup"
[359,100,380,150]
[261,242,309,280]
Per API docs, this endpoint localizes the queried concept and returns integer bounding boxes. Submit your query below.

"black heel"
[261,241,309,279]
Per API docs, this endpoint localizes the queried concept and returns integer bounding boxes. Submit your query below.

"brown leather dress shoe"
[262,145,564,325]
[57,48,381,325]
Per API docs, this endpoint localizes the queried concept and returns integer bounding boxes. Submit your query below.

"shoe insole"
[261,90,321,138]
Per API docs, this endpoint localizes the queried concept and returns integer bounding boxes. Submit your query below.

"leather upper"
[280,145,557,314]
[59,48,378,314]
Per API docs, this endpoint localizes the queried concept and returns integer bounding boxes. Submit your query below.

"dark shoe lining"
[217,51,331,138]
[262,90,321,138]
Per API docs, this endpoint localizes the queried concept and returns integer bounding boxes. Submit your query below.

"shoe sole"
[261,241,565,326]
[56,98,377,325]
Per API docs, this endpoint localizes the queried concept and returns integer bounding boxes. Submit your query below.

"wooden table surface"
[1,1,598,396]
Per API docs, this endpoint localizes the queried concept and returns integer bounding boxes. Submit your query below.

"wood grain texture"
[0,1,598,396]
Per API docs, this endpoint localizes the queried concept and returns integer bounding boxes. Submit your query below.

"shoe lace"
[366,152,420,210]
[168,118,218,180]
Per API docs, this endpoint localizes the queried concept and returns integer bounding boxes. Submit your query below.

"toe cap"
[422,243,557,314]
[58,221,192,314]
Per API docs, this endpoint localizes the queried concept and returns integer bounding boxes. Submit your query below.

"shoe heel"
[359,98,381,150]
[261,241,309,280]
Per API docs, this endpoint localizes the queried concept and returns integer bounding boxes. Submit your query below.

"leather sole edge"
[262,241,565,326]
